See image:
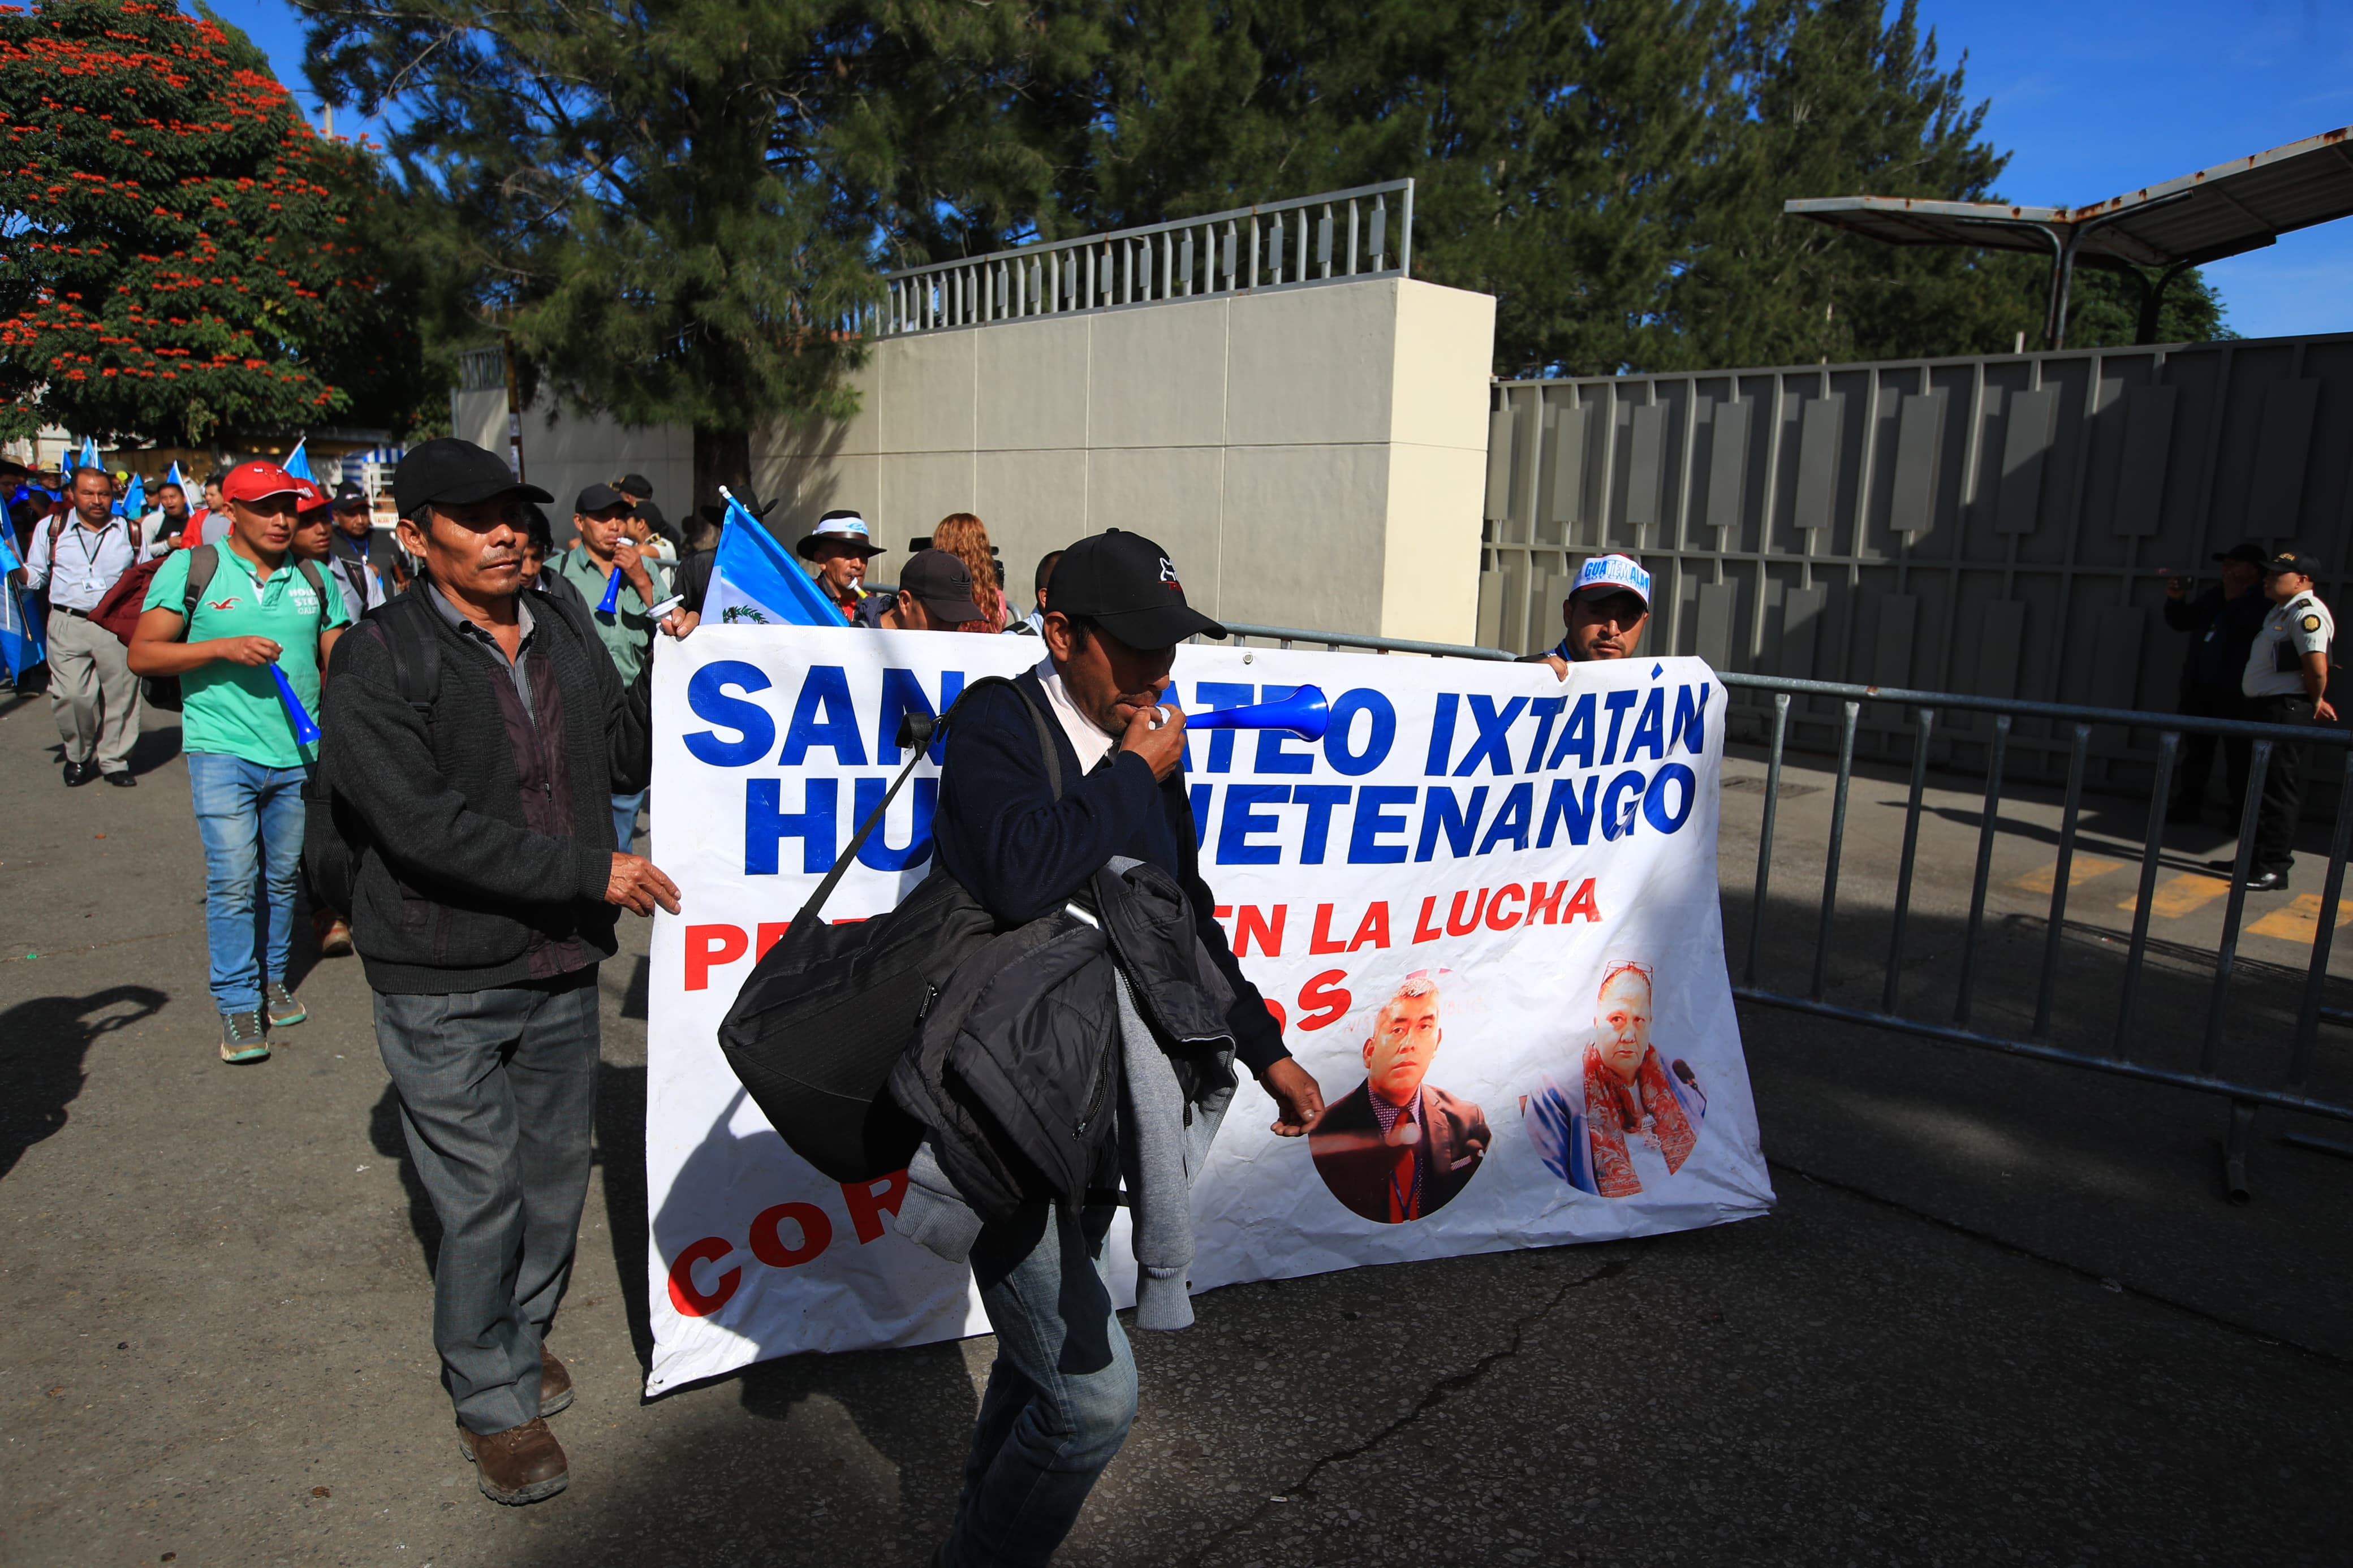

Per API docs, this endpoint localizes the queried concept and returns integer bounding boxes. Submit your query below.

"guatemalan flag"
[704,488,843,628]
[0,524,42,680]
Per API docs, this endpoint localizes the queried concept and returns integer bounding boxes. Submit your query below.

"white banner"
[644,628,1772,1394]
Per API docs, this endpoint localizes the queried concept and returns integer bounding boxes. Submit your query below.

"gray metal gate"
[1478,334,2353,788]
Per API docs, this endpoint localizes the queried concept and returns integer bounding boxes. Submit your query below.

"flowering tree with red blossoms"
[0,0,425,446]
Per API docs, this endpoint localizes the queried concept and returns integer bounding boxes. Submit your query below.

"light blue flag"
[705,489,846,627]
[123,472,144,519]
[0,582,44,681]
[283,441,313,481]
[0,517,18,575]
[76,436,99,472]
[166,460,185,489]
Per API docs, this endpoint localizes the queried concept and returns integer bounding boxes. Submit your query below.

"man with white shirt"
[2226,550,2338,892]
[12,464,159,786]
[925,528,1325,1567]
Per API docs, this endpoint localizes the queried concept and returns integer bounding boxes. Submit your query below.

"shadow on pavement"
[370,1081,445,1275]
[594,1059,654,1367]
[126,719,181,777]
[0,984,166,1180]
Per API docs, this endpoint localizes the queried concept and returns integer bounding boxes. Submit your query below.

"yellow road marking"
[2117,872,2232,919]
[2010,856,2126,896]
[2247,893,2353,945]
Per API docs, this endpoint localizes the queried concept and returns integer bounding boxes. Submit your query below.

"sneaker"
[220,1012,270,1064]
[263,982,307,1029]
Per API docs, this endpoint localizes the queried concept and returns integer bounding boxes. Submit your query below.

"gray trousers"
[46,609,139,772]
[373,968,600,1435]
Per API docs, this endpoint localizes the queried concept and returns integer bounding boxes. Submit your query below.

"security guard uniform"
[2240,552,2335,887]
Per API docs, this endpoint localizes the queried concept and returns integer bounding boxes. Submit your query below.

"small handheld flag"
[166,461,185,489]
[283,442,313,482]
[76,436,99,472]
[0,521,19,575]
[124,473,145,519]
[704,487,846,627]
[270,664,322,747]
[597,564,624,615]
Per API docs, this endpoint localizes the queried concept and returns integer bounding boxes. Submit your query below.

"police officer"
[2233,550,2335,892]
[2162,542,2269,822]
[1520,552,1652,675]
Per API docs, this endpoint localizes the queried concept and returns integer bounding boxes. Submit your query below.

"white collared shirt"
[21,514,164,610]
[1035,656,1118,774]
[2244,593,2335,698]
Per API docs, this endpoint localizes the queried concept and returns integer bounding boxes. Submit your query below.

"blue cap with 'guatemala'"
[1573,552,1652,604]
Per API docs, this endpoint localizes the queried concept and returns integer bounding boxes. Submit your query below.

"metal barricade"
[1721,672,2353,1202]
[1214,622,2353,1202]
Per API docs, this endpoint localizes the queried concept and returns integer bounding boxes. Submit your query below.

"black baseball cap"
[393,438,551,517]
[1047,529,1225,646]
[897,549,987,624]
[615,473,653,499]
[2212,542,2268,565]
[575,482,633,515]
[332,478,368,507]
[2264,550,2326,576]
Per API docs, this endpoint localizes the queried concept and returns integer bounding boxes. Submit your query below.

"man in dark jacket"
[928,528,1324,1568]
[2164,543,2269,822]
[322,439,680,1507]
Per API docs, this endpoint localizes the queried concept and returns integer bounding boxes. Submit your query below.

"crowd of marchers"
[68,430,2338,1566]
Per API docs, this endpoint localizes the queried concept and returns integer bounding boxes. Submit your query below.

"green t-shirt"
[549,544,669,685]
[144,543,352,768]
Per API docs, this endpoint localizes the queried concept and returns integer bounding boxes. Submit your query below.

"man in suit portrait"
[1308,972,1490,1223]
[1525,961,1707,1198]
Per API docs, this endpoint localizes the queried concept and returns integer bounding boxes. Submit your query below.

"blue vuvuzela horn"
[1183,684,1329,742]
[270,664,322,747]
[596,565,624,614]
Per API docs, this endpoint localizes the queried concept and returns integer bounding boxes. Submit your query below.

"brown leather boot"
[540,1344,574,1416]
[457,1417,568,1504]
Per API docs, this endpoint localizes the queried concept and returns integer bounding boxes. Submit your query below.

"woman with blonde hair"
[929,512,1009,632]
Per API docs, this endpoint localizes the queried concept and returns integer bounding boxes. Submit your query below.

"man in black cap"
[612,472,677,551]
[794,508,884,624]
[856,546,991,631]
[925,528,1325,1567]
[317,478,389,621]
[320,437,680,1507]
[2163,543,2269,823]
[2225,551,2337,892]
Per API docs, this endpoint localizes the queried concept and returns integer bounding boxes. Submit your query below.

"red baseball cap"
[221,461,301,503]
[289,476,333,513]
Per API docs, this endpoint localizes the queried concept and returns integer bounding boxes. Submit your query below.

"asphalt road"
[2,686,2347,1567]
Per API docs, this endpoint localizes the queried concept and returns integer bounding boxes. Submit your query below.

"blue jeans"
[611,789,646,849]
[942,1203,1136,1568]
[187,752,307,1016]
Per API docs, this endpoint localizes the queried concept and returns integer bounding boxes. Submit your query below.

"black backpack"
[301,590,442,919]
[716,676,1054,1183]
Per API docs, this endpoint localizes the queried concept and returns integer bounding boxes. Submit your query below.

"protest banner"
[644,628,1773,1394]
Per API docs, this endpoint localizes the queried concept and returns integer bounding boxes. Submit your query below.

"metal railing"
[1212,623,2353,1200]
[874,182,1413,338]
[1726,671,2353,1202]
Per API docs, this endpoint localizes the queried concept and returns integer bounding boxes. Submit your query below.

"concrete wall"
[756,277,1493,642]
[453,277,1498,642]
[449,387,694,543]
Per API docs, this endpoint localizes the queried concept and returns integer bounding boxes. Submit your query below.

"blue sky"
[205,0,2353,340]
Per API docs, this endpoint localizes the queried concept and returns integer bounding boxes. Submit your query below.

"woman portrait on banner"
[1525,960,1708,1198]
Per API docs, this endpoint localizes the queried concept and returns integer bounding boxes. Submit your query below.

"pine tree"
[0,0,426,447]
[300,0,1069,507]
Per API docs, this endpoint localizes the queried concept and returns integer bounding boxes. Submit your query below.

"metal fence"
[1218,620,2353,1203]
[873,181,1413,338]
[1478,334,2353,790]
